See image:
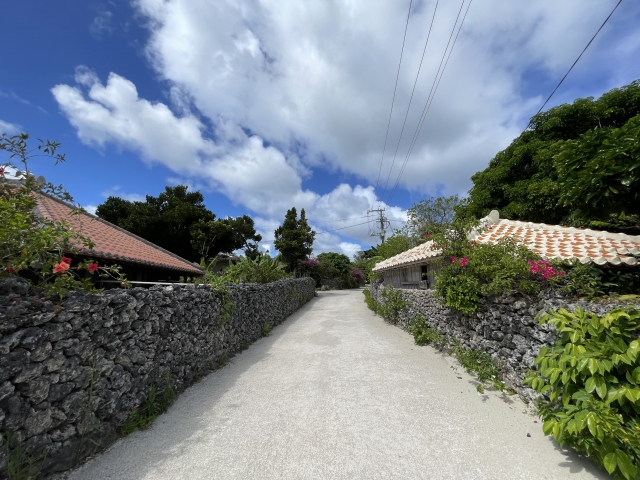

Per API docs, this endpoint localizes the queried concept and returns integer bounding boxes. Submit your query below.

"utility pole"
[367,208,390,244]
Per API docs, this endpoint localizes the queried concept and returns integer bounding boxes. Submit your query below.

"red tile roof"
[473,216,640,267]
[36,193,204,275]
[373,211,640,272]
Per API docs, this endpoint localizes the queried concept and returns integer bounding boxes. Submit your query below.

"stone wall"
[369,282,636,398]
[0,277,315,477]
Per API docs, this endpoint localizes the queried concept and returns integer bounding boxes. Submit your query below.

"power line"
[525,0,623,130]
[386,0,472,204]
[378,0,441,207]
[315,219,373,235]
[373,0,414,209]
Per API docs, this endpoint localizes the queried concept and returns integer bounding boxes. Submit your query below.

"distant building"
[36,192,204,286]
[373,210,640,289]
[206,253,240,273]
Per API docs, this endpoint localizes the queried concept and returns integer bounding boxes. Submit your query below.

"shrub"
[363,289,379,313]
[223,254,290,284]
[408,314,443,346]
[378,285,407,325]
[525,307,640,479]
[434,238,565,314]
[1,133,128,298]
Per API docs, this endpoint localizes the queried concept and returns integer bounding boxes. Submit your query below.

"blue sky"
[2,0,639,258]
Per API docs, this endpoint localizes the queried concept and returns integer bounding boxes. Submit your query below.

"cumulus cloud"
[132,0,640,197]
[52,69,397,253]
[53,0,640,254]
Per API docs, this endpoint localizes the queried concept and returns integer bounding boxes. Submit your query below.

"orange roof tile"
[36,193,204,275]
[373,211,640,273]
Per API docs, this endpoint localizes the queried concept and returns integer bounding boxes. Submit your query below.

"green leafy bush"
[363,289,379,313]
[378,285,407,325]
[1,133,129,298]
[434,238,556,314]
[408,314,443,346]
[525,307,640,479]
[223,254,290,284]
[449,342,508,392]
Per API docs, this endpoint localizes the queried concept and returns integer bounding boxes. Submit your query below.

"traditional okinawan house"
[372,210,640,289]
[36,192,204,287]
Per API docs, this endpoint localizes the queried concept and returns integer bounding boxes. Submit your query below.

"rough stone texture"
[369,283,638,402]
[0,277,314,477]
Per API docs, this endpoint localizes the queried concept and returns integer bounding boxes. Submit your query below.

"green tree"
[404,195,464,241]
[97,185,214,262]
[316,252,351,274]
[555,114,640,228]
[375,231,414,260]
[273,207,315,272]
[190,215,262,263]
[460,79,640,232]
[97,187,262,263]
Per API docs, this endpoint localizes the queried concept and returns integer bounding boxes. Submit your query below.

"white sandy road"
[66,289,608,480]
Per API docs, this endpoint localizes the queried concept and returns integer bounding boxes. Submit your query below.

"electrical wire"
[386,0,472,204]
[525,0,624,130]
[372,0,414,209]
[378,0,441,207]
[314,219,373,235]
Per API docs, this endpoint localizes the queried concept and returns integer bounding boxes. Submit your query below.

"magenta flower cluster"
[299,259,319,268]
[450,256,469,267]
[528,259,565,279]
[351,269,365,283]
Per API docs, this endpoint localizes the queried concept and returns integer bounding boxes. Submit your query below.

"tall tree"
[96,186,261,262]
[273,207,315,272]
[459,79,640,233]
[190,215,262,262]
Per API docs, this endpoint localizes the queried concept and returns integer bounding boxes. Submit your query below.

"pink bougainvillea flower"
[87,262,99,272]
[0,167,4,176]
[423,233,431,239]
[450,256,458,264]
[53,262,70,274]
[61,257,72,265]
[459,257,469,267]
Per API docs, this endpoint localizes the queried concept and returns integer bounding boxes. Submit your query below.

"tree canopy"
[273,207,315,272]
[96,186,261,262]
[459,79,640,233]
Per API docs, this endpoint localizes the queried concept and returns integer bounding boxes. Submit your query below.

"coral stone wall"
[0,277,315,477]
[369,282,636,398]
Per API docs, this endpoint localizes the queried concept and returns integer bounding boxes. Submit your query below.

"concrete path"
[67,289,608,480]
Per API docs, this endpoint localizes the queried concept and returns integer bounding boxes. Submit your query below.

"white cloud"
[100,186,146,202]
[132,0,640,196]
[52,69,404,255]
[90,10,114,39]
[0,119,20,135]
[84,204,98,215]
[53,0,640,254]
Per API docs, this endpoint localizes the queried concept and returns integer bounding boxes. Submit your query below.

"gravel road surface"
[67,289,608,480]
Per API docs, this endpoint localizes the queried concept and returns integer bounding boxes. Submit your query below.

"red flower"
[61,257,72,265]
[423,234,431,239]
[87,262,99,272]
[0,168,4,176]
[53,262,70,274]
[450,256,458,264]
[7,266,15,273]
[459,257,469,267]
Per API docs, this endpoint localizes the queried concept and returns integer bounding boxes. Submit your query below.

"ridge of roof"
[373,211,640,272]
[36,192,204,275]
